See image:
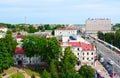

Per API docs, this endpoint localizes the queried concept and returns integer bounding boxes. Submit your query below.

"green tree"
[22,36,39,57]
[0,38,14,73]
[4,30,17,55]
[78,65,95,78]
[61,46,77,71]
[50,60,58,78]
[98,53,102,61]
[97,31,104,40]
[44,37,62,64]
[42,70,51,78]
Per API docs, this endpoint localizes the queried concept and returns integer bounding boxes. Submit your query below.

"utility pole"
[25,16,26,24]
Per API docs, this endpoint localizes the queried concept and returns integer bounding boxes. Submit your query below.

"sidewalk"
[95,61,110,78]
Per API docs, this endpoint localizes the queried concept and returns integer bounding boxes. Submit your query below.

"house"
[0,26,8,32]
[60,35,96,67]
[15,35,23,44]
[55,28,77,36]
[13,47,40,65]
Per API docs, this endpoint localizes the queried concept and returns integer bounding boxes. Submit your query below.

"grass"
[0,74,2,78]
[8,72,25,78]
[3,67,17,74]
[24,68,40,76]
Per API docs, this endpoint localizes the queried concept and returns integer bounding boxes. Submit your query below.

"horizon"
[0,0,120,24]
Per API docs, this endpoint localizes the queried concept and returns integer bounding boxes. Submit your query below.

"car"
[107,60,114,65]
[108,70,117,77]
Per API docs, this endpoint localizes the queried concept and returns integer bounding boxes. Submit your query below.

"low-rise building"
[60,35,96,67]
[13,47,40,65]
[55,28,77,36]
[0,26,8,32]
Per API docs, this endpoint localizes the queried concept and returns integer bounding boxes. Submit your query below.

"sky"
[0,0,120,24]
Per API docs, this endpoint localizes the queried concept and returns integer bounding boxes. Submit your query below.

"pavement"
[95,60,111,78]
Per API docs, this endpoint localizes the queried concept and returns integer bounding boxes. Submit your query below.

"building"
[0,26,8,32]
[85,18,112,34]
[60,35,96,67]
[13,47,40,65]
[55,28,77,36]
[15,35,23,44]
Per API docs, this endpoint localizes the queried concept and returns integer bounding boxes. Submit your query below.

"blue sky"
[0,0,120,24]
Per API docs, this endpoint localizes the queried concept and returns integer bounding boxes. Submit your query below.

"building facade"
[85,18,112,34]
[60,35,96,67]
[13,47,40,65]
[55,28,77,36]
[0,26,8,32]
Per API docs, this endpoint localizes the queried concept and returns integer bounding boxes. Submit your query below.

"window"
[77,53,79,55]
[87,53,89,55]
[87,58,89,60]
[91,57,93,60]
[77,48,79,51]
[83,53,84,55]
[91,52,93,55]
[83,57,84,60]
[91,63,93,65]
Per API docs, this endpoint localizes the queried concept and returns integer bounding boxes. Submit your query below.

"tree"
[61,46,77,71]
[78,65,95,78]
[0,38,14,73]
[44,37,62,64]
[4,30,17,56]
[42,70,51,78]
[98,53,102,61]
[97,31,104,40]
[22,36,39,57]
[50,60,58,78]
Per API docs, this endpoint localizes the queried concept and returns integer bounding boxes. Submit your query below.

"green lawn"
[0,74,2,78]
[24,68,40,76]
[3,67,17,74]
[8,72,25,78]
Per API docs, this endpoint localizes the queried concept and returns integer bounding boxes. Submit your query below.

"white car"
[108,60,114,65]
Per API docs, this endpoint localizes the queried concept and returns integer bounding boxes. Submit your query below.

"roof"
[56,28,76,30]
[0,26,6,29]
[15,48,24,54]
[16,35,23,39]
[61,42,81,47]
[61,41,94,51]
[81,42,94,51]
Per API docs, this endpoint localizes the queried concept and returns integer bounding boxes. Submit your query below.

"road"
[85,36,120,78]
[95,41,120,78]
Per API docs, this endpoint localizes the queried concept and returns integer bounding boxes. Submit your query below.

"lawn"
[24,68,40,76]
[8,72,25,78]
[3,67,17,74]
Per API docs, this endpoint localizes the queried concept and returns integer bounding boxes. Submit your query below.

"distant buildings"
[0,26,8,32]
[85,18,112,34]
[55,28,77,36]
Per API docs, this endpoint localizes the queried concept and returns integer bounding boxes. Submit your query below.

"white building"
[13,47,40,65]
[60,35,96,67]
[0,26,8,32]
[55,28,77,36]
[15,35,23,44]
[85,18,112,34]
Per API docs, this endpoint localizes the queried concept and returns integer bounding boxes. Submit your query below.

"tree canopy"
[78,65,95,78]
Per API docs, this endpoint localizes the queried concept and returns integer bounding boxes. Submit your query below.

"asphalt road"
[86,36,120,78]
[95,41,120,78]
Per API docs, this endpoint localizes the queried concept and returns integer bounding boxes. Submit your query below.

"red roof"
[61,42,81,47]
[56,28,76,30]
[81,43,94,51]
[61,41,94,51]
[16,35,23,39]
[0,26,6,29]
[15,48,24,54]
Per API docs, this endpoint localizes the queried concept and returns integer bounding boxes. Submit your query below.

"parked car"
[107,60,114,65]
[108,70,117,77]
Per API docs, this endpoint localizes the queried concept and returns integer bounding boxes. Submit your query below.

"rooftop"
[56,28,76,30]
